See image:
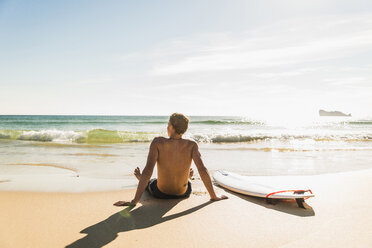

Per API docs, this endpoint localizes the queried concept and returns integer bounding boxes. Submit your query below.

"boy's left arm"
[113,138,159,206]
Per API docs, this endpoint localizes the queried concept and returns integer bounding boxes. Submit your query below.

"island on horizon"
[319,109,352,117]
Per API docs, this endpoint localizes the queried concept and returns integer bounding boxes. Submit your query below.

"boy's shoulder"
[153,136,197,145]
[183,137,198,146]
[152,136,165,142]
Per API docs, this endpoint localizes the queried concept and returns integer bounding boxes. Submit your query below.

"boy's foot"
[134,167,141,181]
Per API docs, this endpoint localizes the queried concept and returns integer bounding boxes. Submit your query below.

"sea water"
[0,115,371,192]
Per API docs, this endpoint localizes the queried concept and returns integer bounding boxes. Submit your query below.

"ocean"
[0,115,371,192]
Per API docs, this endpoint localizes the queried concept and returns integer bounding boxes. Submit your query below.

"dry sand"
[1,169,372,248]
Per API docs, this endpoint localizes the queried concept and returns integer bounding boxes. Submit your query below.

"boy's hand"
[210,195,228,201]
[113,199,137,207]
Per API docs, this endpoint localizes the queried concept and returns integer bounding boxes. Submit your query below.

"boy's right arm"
[191,142,228,201]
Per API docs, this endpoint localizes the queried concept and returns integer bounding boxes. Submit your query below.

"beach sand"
[1,169,372,248]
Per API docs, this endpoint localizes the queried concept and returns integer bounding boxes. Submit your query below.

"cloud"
[149,14,372,75]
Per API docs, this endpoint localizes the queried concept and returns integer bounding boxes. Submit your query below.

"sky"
[1,0,372,118]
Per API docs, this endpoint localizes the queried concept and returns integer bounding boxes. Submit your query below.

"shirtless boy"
[114,113,228,207]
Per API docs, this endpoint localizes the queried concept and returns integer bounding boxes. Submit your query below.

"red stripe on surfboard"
[265,189,313,200]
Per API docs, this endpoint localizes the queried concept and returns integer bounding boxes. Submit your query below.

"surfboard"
[213,170,314,208]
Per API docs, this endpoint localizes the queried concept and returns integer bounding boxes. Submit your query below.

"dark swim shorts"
[146,178,192,199]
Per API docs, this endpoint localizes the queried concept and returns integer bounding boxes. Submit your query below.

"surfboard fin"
[294,190,307,208]
[296,198,306,208]
[264,198,278,205]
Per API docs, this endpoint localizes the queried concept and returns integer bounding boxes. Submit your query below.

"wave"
[191,134,372,143]
[0,119,263,125]
[0,120,168,125]
[343,121,372,125]
[0,129,371,144]
[191,120,264,125]
[212,147,372,152]
[18,130,84,142]
[0,129,160,143]
[191,134,269,143]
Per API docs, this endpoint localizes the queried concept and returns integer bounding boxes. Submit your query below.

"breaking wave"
[0,129,371,144]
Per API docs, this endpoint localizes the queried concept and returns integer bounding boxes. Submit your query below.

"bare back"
[155,137,195,195]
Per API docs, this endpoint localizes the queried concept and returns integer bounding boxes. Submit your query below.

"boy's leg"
[134,167,156,195]
[146,178,157,194]
[183,181,192,198]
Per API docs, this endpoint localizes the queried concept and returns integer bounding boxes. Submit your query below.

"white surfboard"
[213,170,314,207]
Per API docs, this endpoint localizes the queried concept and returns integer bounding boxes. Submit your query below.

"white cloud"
[149,14,372,75]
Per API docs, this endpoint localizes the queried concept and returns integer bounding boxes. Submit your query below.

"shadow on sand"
[218,186,315,217]
[65,198,212,248]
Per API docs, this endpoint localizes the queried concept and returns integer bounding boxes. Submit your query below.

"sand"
[1,169,372,248]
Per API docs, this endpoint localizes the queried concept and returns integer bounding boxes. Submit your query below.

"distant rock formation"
[319,109,351,117]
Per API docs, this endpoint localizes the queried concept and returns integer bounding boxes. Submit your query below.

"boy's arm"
[131,137,158,204]
[114,137,159,206]
[192,142,228,201]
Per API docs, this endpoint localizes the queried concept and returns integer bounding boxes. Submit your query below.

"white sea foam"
[18,130,85,143]
[0,128,369,143]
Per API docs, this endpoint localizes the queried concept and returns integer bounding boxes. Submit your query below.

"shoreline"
[1,168,372,247]
[1,166,372,193]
